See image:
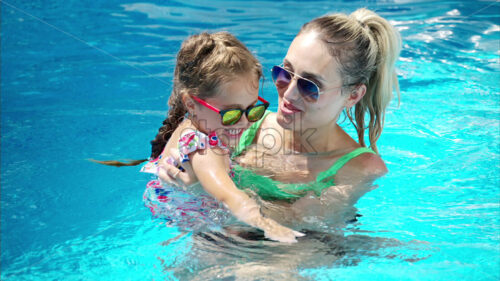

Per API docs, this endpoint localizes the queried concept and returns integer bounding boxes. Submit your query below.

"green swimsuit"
[232,111,376,201]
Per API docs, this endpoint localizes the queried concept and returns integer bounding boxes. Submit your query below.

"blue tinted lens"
[297,79,319,100]
[272,66,291,89]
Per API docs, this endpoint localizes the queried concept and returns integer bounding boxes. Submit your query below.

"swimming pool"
[1,0,499,280]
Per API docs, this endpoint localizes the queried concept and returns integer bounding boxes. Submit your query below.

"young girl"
[124,32,303,242]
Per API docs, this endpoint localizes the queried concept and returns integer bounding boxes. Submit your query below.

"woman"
[160,8,401,228]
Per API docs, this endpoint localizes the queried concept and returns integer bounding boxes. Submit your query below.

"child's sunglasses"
[191,95,270,126]
[271,65,352,102]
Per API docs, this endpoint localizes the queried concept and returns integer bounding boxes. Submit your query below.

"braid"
[150,90,186,159]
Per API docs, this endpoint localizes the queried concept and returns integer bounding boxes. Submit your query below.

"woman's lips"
[280,100,302,115]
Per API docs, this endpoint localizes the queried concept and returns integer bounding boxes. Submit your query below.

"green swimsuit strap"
[233,110,272,157]
[316,147,376,183]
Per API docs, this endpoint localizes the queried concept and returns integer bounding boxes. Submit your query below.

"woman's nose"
[282,77,301,101]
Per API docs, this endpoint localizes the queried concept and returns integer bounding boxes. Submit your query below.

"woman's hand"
[157,148,198,188]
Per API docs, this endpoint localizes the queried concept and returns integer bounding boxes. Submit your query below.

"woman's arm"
[190,147,304,243]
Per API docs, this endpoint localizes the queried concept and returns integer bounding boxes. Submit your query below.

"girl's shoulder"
[178,130,229,163]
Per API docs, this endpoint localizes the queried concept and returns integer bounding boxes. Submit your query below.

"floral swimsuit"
[141,130,233,230]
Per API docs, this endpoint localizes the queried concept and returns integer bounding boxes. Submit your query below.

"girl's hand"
[157,148,198,188]
[231,198,304,243]
[254,217,305,243]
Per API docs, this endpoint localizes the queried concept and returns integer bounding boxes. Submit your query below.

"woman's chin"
[276,109,299,130]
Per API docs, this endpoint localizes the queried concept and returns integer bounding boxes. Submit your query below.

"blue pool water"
[1,0,499,280]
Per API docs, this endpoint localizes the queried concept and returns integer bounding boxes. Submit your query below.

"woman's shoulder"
[335,148,388,183]
[351,151,387,177]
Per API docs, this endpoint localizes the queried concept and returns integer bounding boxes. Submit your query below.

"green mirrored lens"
[247,105,266,122]
[222,110,242,125]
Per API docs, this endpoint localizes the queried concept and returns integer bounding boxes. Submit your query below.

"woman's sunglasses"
[271,65,349,102]
[191,95,270,126]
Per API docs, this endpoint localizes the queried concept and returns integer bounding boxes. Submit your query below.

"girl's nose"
[239,112,250,128]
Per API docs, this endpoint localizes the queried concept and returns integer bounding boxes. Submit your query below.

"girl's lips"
[280,100,302,115]
[224,128,244,139]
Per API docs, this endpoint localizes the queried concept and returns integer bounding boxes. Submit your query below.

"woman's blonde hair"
[300,8,401,153]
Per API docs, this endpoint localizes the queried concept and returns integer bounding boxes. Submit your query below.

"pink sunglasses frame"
[191,95,270,125]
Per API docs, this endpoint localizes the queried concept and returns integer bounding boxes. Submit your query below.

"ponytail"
[88,158,148,167]
[300,8,401,153]
[351,8,401,153]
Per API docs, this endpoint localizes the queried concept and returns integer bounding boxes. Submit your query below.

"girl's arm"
[190,147,304,243]
[158,148,198,188]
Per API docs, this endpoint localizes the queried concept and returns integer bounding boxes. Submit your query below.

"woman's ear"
[346,84,366,108]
